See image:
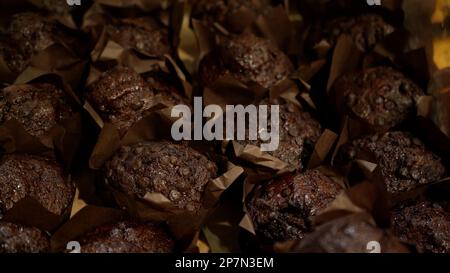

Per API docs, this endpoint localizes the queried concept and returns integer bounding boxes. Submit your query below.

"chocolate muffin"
[104,141,218,211]
[105,17,171,57]
[247,169,343,243]
[0,154,74,217]
[294,215,409,253]
[0,12,74,73]
[310,14,394,53]
[0,222,49,253]
[88,67,185,134]
[0,83,74,137]
[238,99,322,170]
[191,0,271,33]
[198,33,294,89]
[337,131,446,194]
[77,221,174,253]
[333,67,424,131]
[392,200,450,253]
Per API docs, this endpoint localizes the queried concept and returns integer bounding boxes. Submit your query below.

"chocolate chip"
[399,167,409,177]
[411,170,420,180]
[131,100,144,110]
[131,159,142,171]
[169,190,180,201]
[179,167,190,176]
[281,188,291,197]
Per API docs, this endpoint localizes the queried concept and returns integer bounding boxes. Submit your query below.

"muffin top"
[0,222,49,253]
[104,142,218,211]
[106,17,171,57]
[199,33,294,89]
[312,14,394,53]
[78,221,174,253]
[337,131,446,194]
[334,67,424,131]
[238,99,322,170]
[88,66,185,134]
[191,0,270,33]
[0,83,74,137]
[392,200,450,253]
[0,154,74,217]
[296,215,408,253]
[88,66,155,134]
[247,169,343,243]
[0,12,71,73]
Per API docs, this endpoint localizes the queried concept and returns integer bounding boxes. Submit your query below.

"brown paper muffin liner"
[28,0,80,29]
[83,0,184,59]
[81,1,193,128]
[0,74,83,167]
[50,205,127,252]
[187,3,294,54]
[0,2,88,85]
